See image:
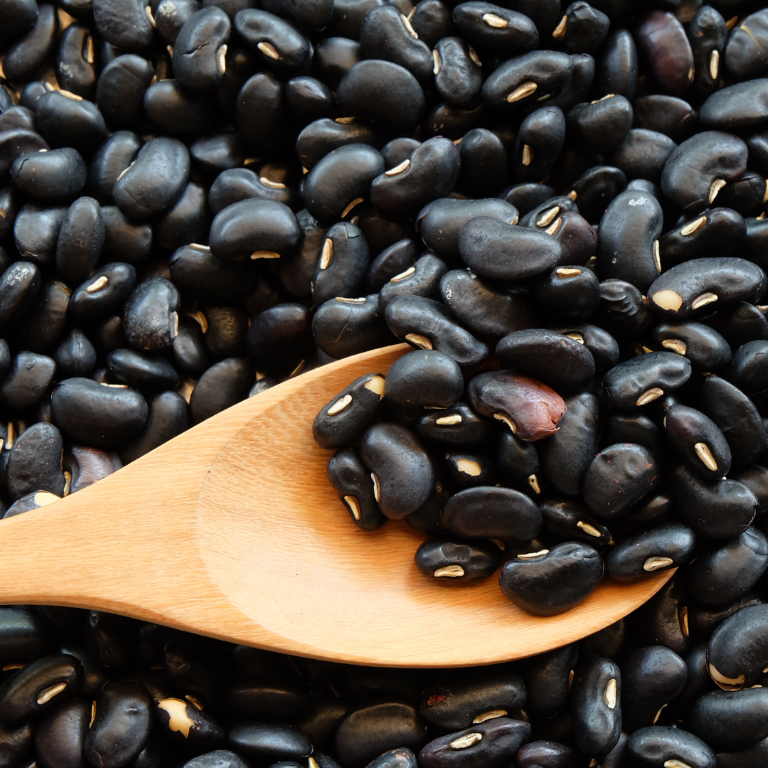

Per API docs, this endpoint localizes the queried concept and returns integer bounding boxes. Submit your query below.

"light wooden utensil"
[0,343,673,667]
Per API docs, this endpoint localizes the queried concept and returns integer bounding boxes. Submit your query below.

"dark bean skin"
[34,695,89,768]
[359,5,432,85]
[627,726,715,768]
[608,128,677,183]
[34,91,107,154]
[605,522,695,583]
[707,604,768,691]
[698,374,767,469]
[1,351,56,410]
[570,657,621,757]
[360,422,434,519]
[84,680,153,767]
[725,9,768,81]
[689,687,768,751]
[420,198,519,260]
[312,222,369,305]
[14,203,67,268]
[419,670,525,730]
[247,303,311,376]
[366,240,419,294]
[497,329,595,393]
[603,351,691,410]
[458,218,562,281]
[190,357,252,424]
[336,702,426,768]
[596,28,638,100]
[0,654,81,722]
[173,8,230,92]
[3,2,57,84]
[443,486,542,542]
[482,50,574,112]
[440,271,538,339]
[415,538,502,582]
[453,3,538,59]
[499,542,603,617]
[385,294,489,368]
[120,390,189,464]
[512,107,565,183]
[671,464,756,541]
[621,646,687,732]
[314,373,386,449]
[6,422,65,500]
[327,447,387,532]
[51,378,148,448]
[540,498,611,546]
[651,322,732,371]
[434,37,483,107]
[597,189,662,293]
[313,296,393,359]
[663,404,731,480]
[632,95,696,144]
[92,0,154,50]
[297,119,385,173]
[371,138,461,220]
[530,262,600,316]
[636,11,693,96]
[337,61,426,134]
[686,527,768,607]
[303,144,385,224]
[419,718,530,768]
[95,56,155,131]
[417,402,491,447]
[444,450,497,490]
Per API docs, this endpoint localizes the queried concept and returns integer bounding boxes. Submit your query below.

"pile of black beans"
[4,0,768,763]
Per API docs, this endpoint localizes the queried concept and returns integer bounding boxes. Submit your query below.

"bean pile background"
[3,0,768,763]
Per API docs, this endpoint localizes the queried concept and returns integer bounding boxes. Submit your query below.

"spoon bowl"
[0,344,673,666]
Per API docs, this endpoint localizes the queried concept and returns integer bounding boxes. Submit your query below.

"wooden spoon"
[0,343,673,667]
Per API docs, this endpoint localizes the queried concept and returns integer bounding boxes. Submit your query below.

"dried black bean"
[385,295,488,368]
[621,645,687,732]
[603,351,691,410]
[627,725,715,768]
[497,329,595,393]
[570,657,621,757]
[671,464,756,541]
[605,522,694,583]
[686,526,768,607]
[499,542,603,616]
[540,498,611,546]
[312,222,369,305]
[327,447,387,532]
[314,373,386,449]
[608,128,677,183]
[663,404,731,479]
[415,538,502,582]
[313,295,393,359]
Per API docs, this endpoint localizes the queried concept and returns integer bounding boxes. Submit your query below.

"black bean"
[499,542,603,616]
[360,422,434,519]
[313,222,369,305]
[371,138,460,220]
[415,537,502,582]
[156,696,225,751]
[0,653,81,722]
[458,217,562,281]
[337,60,425,134]
[482,50,573,111]
[173,7,230,92]
[326,447,387,532]
[686,526,768,607]
[0,0,38,35]
[416,402,491,447]
[584,443,660,519]
[313,295,393,359]
[247,303,311,376]
[570,657,621,757]
[70,263,136,321]
[385,294,488,368]
[113,137,190,221]
[1,351,55,410]
[603,351,691,409]
[698,374,767,469]
[34,91,107,154]
[651,322,732,370]
[314,373,386,449]
[92,0,154,50]
[235,9,310,74]
[84,680,154,767]
[608,128,677,183]
[627,725,715,768]
[689,686,768,752]
[663,404,731,480]
[670,464,756,541]
[297,119,385,174]
[14,203,67,268]
[15,278,70,353]
[621,645,687,732]
[100,206,151,264]
[636,11,693,96]
[54,328,97,378]
[379,254,448,311]
[540,498,611,546]
[336,702,426,768]
[95,56,155,131]
[605,522,694,583]
[3,2,57,84]
[497,329,595,393]
[725,9,768,81]
[418,717,530,768]
[51,378,147,448]
[302,144,384,223]
[122,277,180,352]
[189,357,251,424]
[6,422,64,500]
[595,28,638,99]
[34,696,89,768]
[419,198,519,261]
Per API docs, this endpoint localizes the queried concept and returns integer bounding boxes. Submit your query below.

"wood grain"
[0,343,673,666]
